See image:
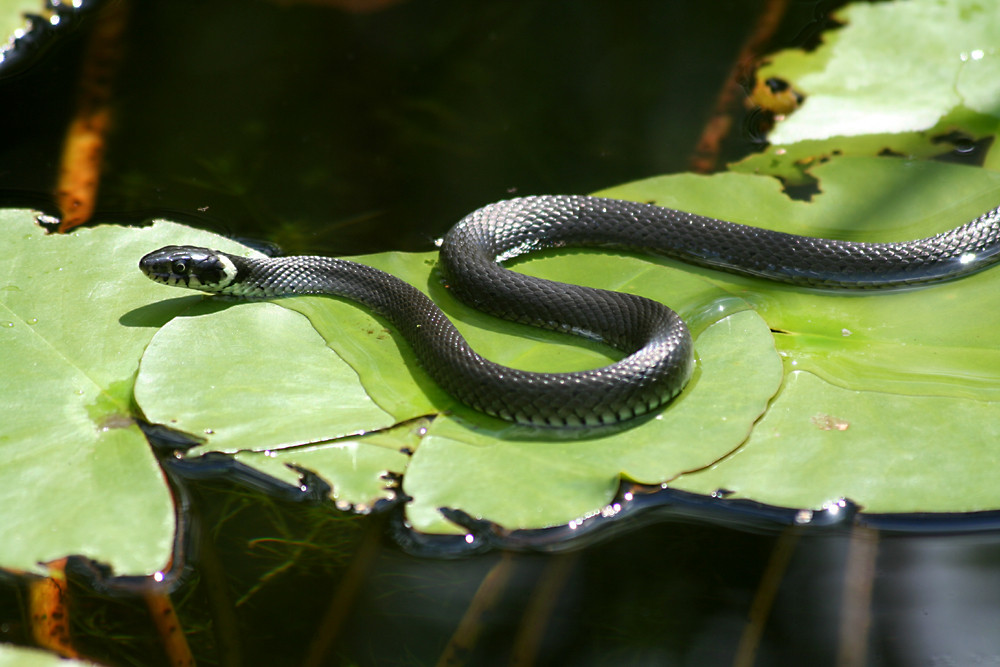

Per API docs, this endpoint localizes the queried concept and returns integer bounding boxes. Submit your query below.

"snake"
[139,195,1000,426]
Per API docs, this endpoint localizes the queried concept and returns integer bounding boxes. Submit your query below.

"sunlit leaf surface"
[673,370,1000,513]
[737,0,1000,180]
[0,644,98,667]
[136,301,396,456]
[0,213,247,574]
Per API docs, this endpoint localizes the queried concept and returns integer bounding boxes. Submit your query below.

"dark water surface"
[2,0,798,252]
[4,0,1000,665]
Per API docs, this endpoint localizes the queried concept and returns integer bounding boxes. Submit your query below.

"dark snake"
[139,195,1000,426]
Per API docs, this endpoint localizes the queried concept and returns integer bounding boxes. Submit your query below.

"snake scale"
[140,195,1000,426]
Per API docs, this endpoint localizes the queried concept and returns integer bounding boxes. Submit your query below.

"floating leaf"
[0,2,43,55]
[135,301,396,456]
[0,213,246,574]
[672,370,1000,514]
[0,644,98,667]
[737,0,1000,181]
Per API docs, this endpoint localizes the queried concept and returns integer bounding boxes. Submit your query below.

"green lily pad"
[135,300,396,456]
[736,0,1000,181]
[0,212,246,575]
[0,1,41,51]
[0,644,98,667]
[672,370,1000,514]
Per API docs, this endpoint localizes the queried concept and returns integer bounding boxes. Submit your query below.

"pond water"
[3,0,1000,665]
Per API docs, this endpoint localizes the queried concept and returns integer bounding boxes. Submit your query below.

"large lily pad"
[0,213,246,575]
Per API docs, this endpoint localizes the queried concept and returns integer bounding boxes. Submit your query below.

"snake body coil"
[140,195,1000,426]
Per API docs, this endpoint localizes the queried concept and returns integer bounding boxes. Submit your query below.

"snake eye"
[172,260,188,274]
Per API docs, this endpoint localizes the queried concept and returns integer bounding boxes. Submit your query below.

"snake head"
[139,245,237,292]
